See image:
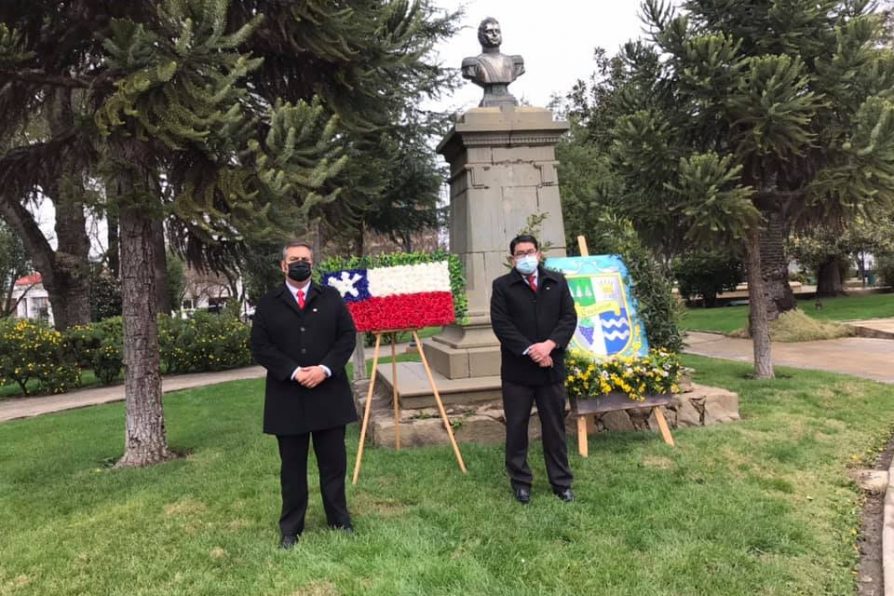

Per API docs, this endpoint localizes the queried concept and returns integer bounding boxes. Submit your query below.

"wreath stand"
[572,235,675,457]
[352,329,467,484]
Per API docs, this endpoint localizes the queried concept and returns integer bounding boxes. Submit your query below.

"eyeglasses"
[513,249,538,258]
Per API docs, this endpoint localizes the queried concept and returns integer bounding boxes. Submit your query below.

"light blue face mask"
[515,254,538,275]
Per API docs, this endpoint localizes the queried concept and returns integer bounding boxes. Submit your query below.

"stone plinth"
[361,380,741,447]
[424,105,570,381]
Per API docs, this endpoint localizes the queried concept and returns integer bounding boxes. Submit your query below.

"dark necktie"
[527,274,537,293]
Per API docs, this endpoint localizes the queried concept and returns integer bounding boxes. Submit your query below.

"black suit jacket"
[250,282,358,435]
[490,266,578,386]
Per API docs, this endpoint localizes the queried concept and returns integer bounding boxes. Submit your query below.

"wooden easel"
[573,235,675,456]
[352,329,467,484]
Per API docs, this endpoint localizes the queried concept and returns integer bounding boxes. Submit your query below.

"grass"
[681,291,894,334]
[2,355,894,594]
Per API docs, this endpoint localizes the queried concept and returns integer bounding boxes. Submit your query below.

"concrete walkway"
[0,366,267,423]
[685,331,894,384]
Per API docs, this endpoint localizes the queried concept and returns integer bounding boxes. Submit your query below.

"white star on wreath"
[327,271,363,298]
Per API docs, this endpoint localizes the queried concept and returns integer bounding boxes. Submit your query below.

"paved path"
[4,321,892,424]
[685,326,894,384]
[0,366,267,423]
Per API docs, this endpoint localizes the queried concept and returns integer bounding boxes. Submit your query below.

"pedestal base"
[375,362,501,409]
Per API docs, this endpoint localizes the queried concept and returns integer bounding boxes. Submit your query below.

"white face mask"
[515,254,538,275]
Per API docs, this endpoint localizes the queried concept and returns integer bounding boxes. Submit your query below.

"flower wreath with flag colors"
[318,251,467,333]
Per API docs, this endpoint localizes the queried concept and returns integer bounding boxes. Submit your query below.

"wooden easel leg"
[391,332,400,450]
[576,416,589,457]
[352,333,382,485]
[412,331,467,473]
[653,407,675,447]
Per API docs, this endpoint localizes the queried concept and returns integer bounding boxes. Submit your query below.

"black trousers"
[502,380,573,491]
[276,426,351,536]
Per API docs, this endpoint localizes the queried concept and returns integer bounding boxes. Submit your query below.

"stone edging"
[883,455,894,595]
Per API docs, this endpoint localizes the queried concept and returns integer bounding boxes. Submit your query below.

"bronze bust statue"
[461,17,525,108]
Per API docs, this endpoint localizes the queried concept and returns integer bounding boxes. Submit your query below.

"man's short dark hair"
[509,234,539,255]
[281,240,313,261]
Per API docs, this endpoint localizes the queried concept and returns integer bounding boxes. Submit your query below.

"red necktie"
[527,274,537,293]
[296,290,305,309]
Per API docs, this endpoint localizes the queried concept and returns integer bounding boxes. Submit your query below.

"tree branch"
[0,68,95,89]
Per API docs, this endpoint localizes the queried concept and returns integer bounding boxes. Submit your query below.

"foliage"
[565,348,682,401]
[788,212,894,277]
[563,0,894,377]
[166,252,187,313]
[318,250,468,324]
[673,250,744,307]
[880,255,894,287]
[0,318,79,395]
[88,264,122,322]
[158,312,251,374]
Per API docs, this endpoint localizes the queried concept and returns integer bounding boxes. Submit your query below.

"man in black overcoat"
[490,234,578,504]
[250,240,357,548]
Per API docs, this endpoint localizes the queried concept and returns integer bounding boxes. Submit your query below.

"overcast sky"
[429,1,658,112]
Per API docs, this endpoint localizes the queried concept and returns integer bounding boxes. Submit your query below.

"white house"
[11,273,53,325]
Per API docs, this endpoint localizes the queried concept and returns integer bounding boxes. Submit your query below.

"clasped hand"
[294,366,326,388]
[528,340,556,368]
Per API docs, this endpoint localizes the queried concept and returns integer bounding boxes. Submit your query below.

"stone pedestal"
[424,105,569,382]
[373,105,570,413]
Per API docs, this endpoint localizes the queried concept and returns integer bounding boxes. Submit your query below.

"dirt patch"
[856,436,894,596]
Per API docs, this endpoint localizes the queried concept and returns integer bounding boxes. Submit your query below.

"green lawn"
[1,356,893,594]
[681,291,894,334]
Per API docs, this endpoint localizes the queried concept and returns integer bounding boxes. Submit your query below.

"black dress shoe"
[553,488,574,502]
[330,523,354,535]
[513,486,531,504]
[280,534,299,550]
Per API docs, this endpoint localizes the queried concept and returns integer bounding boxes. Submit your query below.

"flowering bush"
[0,319,80,395]
[564,349,682,402]
[159,312,252,373]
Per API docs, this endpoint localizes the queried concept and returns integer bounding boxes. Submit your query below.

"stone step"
[374,362,502,409]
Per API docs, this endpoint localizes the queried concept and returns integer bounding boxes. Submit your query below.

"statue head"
[477,17,502,50]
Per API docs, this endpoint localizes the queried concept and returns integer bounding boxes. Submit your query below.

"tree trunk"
[152,218,171,315]
[117,200,173,467]
[0,198,87,330]
[107,212,120,277]
[815,255,846,297]
[758,209,796,321]
[49,189,91,330]
[745,227,774,379]
[0,87,92,330]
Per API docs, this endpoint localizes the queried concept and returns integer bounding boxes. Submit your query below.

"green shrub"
[0,319,80,395]
[673,251,744,307]
[91,317,124,384]
[159,312,251,373]
[879,255,894,287]
[64,324,102,370]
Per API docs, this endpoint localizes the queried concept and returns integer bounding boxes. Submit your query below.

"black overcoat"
[250,282,358,435]
[490,266,578,386]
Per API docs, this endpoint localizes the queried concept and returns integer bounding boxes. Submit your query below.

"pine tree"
[607,0,894,378]
[1,0,458,466]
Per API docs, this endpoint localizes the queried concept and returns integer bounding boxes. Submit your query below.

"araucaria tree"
[0,0,456,466]
[611,0,894,378]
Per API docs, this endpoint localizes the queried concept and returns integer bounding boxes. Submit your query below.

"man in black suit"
[490,234,577,504]
[250,240,358,548]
